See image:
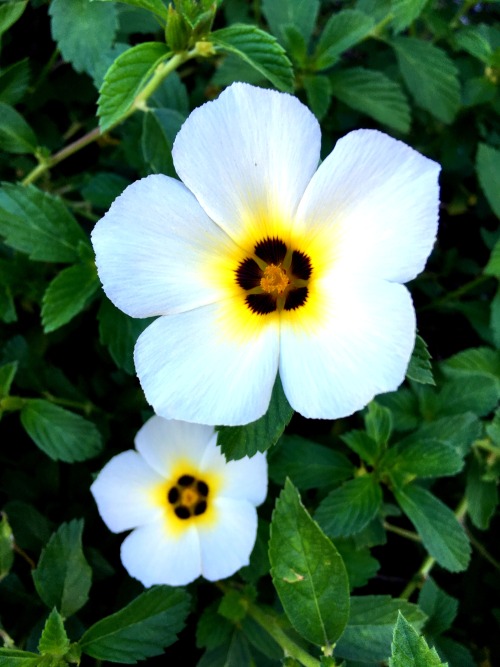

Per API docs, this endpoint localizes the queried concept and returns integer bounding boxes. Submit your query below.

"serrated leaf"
[20,399,102,462]
[393,37,460,124]
[408,413,481,457]
[341,430,380,465]
[435,375,499,418]
[389,613,447,667]
[0,361,17,398]
[335,596,427,662]
[92,0,169,21]
[50,0,118,78]
[315,475,382,538]
[269,434,354,489]
[0,101,37,153]
[217,376,293,461]
[32,520,92,618]
[381,438,464,480]
[335,539,380,590]
[466,453,498,530]
[407,335,435,385]
[0,1,27,38]
[441,346,500,385]
[330,67,411,133]
[269,480,350,647]
[98,42,169,131]
[303,74,332,120]
[454,24,500,65]
[477,143,500,219]
[0,184,88,263]
[365,400,393,449]
[418,578,458,637]
[210,25,294,93]
[393,484,470,572]
[81,171,130,210]
[0,649,39,667]
[79,586,191,663]
[142,108,185,175]
[261,0,319,45]
[313,10,374,70]
[41,263,100,333]
[0,512,14,580]
[98,297,152,374]
[0,58,31,106]
[391,0,428,33]
[38,609,70,656]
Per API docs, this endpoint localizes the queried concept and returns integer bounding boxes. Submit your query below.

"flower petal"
[279,275,416,419]
[295,129,440,284]
[214,451,268,507]
[91,175,239,318]
[173,83,321,248]
[90,451,165,533]
[134,299,280,426]
[135,416,215,479]
[120,521,201,587]
[198,498,258,581]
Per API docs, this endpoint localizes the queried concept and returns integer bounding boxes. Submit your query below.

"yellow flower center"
[260,264,290,295]
[167,474,209,520]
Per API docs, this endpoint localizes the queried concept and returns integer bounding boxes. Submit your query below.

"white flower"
[92,82,440,426]
[90,416,267,587]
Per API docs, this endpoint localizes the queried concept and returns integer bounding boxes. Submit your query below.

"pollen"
[260,264,290,295]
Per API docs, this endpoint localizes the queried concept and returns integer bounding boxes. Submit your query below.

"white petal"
[216,452,268,507]
[199,498,258,581]
[173,83,321,247]
[295,129,441,284]
[91,175,239,318]
[120,521,201,587]
[90,451,165,533]
[134,299,280,426]
[135,416,215,478]
[279,275,416,419]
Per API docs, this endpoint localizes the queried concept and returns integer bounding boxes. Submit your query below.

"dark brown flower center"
[167,474,209,520]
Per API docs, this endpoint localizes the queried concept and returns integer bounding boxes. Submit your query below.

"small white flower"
[90,416,267,587]
[92,82,440,426]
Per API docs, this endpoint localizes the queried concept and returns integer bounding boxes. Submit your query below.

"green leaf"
[0,361,17,398]
[418,578,458,637]
[441,346,500,383]
[217,376,293,461]
[20,399,102,462]
[389,612,447,666]
[303,74,332,120]
[315,475,383,538]
[0,512,14,581]
[41,263,100,333]
[491,286,500,348]
[0,649,39,667]
[0,58,31,106]
[330,67,411,133]
[335,539,380,590]
[341,430,380,466]
[466,453,498,530]
[391,0,428,33]
[335,596,427,662]
[406,335,435,385]
[0,102,37,153]
[98,297,152,374]
[381,438,464,481]
[435,376,499,418]
[81,171,129,210]
[0,184,88,263]
[477,143,500,219]
[32,520,92,618]
[408,413,481,458]
[38,608,70,656]
[393,484,470,572]
[269,434,354,489]
[49,0,118,78]
[142,108,185,176]
[98,42,169,132]
[210,25,294,93]
[393,37,460,123]
[261,0,319,45]
[365,400,393,449]
[313,10,374,70]
[79,586,191,663]
[269,480,350,647]
[92,0,169,21]
[0,1,27,38]
[454,24,500,65]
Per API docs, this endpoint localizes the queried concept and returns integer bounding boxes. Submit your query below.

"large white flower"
[92,82,440,426]
[90,416,267,587]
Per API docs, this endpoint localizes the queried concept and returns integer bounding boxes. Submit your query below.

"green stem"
[384,521,421,543]
[0,396,26,412]
[467,530,500,571]
[474,438,500,457]
[21,46,202,187]
[450,0,476,29]
[42,392,96,416]
[248,603,322,667]
[0,628,16,649]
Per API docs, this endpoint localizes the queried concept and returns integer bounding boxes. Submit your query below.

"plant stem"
[21,46,201,187]
[384,521,421,543]
[247,602,322,667]
[474,438,500,457]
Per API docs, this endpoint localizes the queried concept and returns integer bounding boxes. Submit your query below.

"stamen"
[260,264,290,295]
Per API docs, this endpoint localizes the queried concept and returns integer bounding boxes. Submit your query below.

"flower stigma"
[260,264,290,295]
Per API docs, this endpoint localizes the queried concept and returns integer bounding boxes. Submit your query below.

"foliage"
[0,0,499,666]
